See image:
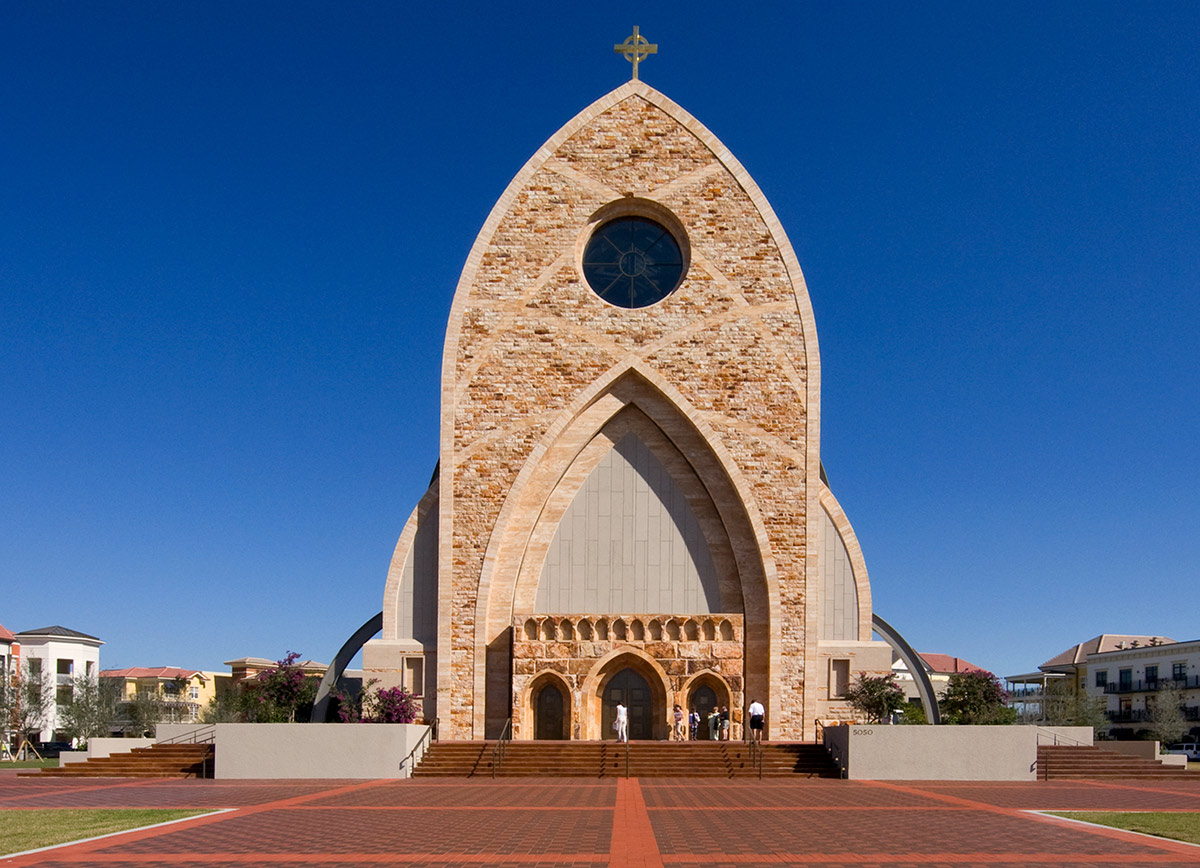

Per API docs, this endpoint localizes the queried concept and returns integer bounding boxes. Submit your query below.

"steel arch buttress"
[310,612,384,723]
[871,613,942,725]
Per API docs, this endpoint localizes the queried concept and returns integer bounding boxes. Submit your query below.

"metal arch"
[310,612,384,723]
[871,613,942,725]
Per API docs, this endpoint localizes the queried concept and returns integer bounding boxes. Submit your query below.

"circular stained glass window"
[582,216,685,309]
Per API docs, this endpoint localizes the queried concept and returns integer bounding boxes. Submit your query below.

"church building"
[363,56,892,741]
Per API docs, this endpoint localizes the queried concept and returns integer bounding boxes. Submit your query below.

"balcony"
[1107,705,1200,724]
[1103,675,1200,694]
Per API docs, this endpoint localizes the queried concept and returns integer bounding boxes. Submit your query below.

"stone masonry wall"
[441,83,818,739]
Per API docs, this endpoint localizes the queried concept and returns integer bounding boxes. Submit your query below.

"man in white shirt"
[748,699,765,742]
[615,702,628,743]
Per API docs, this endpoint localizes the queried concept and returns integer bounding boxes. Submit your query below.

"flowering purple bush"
[241,652,319,722]
[334,678,420,724]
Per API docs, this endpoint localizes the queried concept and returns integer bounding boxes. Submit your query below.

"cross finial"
[614,26,657,81]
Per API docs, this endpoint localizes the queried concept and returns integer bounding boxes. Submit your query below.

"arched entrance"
[685,671,731,741]
[530,674,570,740]
[533,681,567,739]
[601,667,654,740]
[689,684,718,739]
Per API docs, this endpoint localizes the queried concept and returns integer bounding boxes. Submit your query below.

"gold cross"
[614,26,657,81]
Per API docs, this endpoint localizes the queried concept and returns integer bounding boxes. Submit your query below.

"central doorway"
[601,667,654,740]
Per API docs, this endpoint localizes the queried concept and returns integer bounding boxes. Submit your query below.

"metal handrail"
[492,718,512,779]
[156,724,216,746]
[624,739,630,778]
[400,720,437,776]
[748,738,763,780]
[1034,727,1092,748]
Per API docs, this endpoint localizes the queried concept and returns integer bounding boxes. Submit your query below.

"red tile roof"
[919,653,987,675]
[100,667,206,681]
[0,623,14,642]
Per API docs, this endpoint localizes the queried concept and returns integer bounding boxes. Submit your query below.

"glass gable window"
[582,216,684,309]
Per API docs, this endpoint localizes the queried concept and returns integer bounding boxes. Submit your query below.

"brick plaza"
[3,771,1200,867]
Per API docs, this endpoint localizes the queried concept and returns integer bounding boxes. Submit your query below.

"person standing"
[719,705,730,741]
[672,704,685,741]
[615,702,628,743]
[748,699,765,743]
[707,706,719,741]
[689,708,700,740]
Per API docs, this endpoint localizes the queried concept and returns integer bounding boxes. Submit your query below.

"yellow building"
[100,667,215,728]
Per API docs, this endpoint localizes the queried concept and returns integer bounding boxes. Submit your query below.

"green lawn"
[1049,812,1200,845]
[0,758,58,769]
[0,808,211,856]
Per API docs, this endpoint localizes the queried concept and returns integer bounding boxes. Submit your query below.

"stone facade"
[364,79,888,741]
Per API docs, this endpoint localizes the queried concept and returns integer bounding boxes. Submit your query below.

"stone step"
[23,743,214,779]
[1035,745,1188,780]
[413,741,839,778]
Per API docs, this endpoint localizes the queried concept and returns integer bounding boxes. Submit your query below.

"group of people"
[612,699,765,743]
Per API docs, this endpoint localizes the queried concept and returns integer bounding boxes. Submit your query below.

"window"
[404,658,424,697]
[1173,662,1187,681]
[1095,670,1108,688]
[1118,668,1132,690]
[1145,665,1158,687]
[582,216,685,308]
[28,658,42,679]
[85,661,94,677]
[57,659,73,675]
[189,686,200,701]
[829,659,850,699]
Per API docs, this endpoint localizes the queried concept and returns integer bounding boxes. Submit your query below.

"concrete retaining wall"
[824,725,1092,780]
[156,723,430,779]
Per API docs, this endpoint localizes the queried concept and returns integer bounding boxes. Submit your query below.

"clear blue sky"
[3,3,1198,683]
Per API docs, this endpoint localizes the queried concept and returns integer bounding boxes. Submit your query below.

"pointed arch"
[471,367,779,736]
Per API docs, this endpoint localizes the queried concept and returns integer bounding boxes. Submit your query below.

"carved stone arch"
[818,484,873,642]
[471,365,780,737]
[577,618,593,640]
[523,619,538,641]
[702,619,716,641]
[612,618,627,641]
[524,670,573,740]
[719,619,735,641]
[560,619,574,641]
[681,668,736,734]
[523,401,741,615]
[580,646,673,740]
[648,619,663,641]
[595,618,609,640]
[684,619,699,641]
[666,619,681,641]
[541,619,556,641]
[630,619,644,641]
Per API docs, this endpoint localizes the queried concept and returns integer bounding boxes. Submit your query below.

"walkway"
[3,773,1200,866]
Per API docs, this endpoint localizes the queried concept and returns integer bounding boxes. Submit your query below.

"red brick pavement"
[1,776,1199,868]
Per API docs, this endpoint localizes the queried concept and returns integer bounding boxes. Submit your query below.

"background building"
[14,625,102,743]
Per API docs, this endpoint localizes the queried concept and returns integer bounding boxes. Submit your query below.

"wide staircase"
[413,740,839,778]
[1037,745,1190,780]
[24,743,214,779]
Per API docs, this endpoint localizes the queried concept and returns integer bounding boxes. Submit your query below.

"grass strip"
[1,808,211,856]
[0,759,58,768]
[1049,812,1200,845]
